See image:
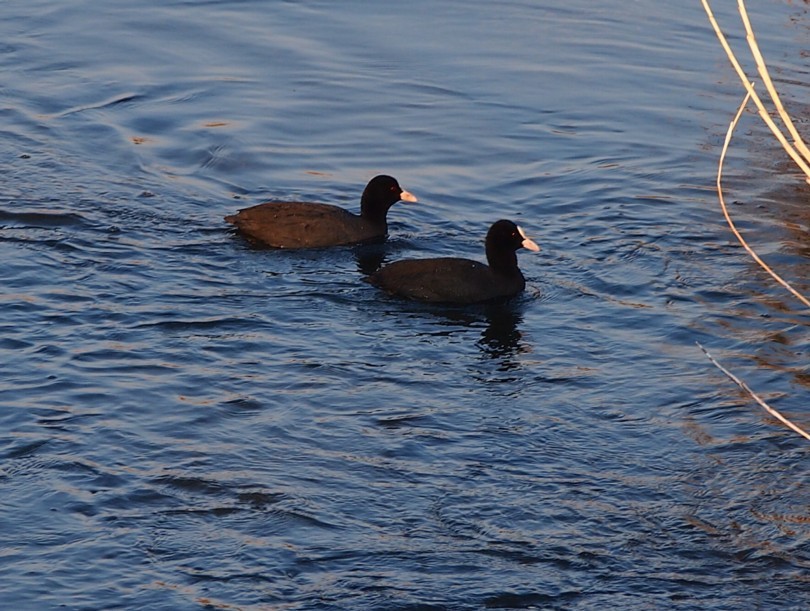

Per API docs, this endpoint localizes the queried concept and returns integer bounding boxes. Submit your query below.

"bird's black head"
[486,219,540,253]
[360,175,417,223]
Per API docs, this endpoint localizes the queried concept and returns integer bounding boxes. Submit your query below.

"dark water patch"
[483,590,581,609]
[1,439,51,461]
[135,315,259,333]
[0,209,89,228]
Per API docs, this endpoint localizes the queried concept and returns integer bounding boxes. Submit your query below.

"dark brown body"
[368,220,539,305]
[224,175,416,249]
[225,202,384,249]
[369,257,525,304]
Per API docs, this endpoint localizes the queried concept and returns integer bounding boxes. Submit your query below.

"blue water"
[3,1,810,609]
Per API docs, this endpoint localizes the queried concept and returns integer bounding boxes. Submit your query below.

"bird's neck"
[360,198,390,226]
[487,248,520,276]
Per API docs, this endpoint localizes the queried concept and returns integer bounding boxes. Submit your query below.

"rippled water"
[3,1,810,609]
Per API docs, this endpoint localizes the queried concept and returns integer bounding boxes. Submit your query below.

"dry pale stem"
[702,2,810,443]
[698,343,810,442]
[700,0,810,178]
[738,0,810,165]
[717,91,810,309]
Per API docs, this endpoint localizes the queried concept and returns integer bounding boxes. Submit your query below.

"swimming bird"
[225,175,417,248]
[368,219,539,304]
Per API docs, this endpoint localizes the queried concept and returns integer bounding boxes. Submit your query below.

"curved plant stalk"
[698,343,810,442]
[701,0,810,179]
[712,93,810,442]
[738,0,810,165]
[717,90,810,309]
[702,2,810,444]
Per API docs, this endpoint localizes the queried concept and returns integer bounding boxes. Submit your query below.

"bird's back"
[226,202,383,248]
[369,257,524,304]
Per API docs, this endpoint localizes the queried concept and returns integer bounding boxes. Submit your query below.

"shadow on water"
[379,298,530,368]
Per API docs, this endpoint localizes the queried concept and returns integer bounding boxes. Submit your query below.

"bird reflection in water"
[354,242,389,277]
[476,305,527,368]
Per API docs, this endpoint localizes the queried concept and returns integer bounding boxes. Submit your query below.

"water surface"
[2,1,810,609]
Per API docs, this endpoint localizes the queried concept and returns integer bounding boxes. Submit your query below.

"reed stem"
[738,0,810,165]
[700,0,810,179]
[698,342,810,442]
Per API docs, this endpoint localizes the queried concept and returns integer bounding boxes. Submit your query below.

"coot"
[225,175,417,248]
[368,219,540,304]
